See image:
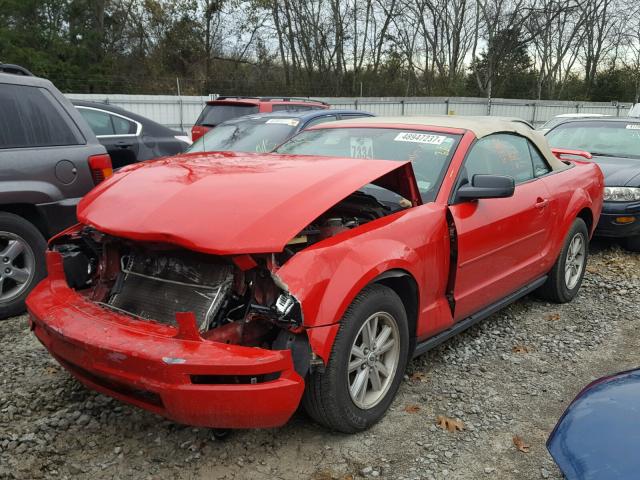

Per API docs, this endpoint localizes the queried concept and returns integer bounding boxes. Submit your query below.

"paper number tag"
[394,132,447,144]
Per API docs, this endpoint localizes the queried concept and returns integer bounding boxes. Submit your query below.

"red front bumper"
[26,252,304,429]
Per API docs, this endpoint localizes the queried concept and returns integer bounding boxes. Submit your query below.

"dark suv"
[0,69,111,318]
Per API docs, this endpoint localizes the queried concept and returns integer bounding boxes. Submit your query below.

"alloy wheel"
[348,311,401,410]
[0,232,35,303]
[565,232,586,290]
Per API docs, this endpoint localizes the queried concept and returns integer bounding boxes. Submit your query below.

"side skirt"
[412,276,547,359]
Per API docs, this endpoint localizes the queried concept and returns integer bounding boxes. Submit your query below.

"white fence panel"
[64,93,635,130]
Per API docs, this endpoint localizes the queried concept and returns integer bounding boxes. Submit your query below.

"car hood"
[77,152,414,254]
[591,155,640,187]
[547,369,640,479]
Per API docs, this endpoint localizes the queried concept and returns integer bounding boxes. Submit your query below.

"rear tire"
[0,213,47,319]
[622,235,640,252]
[537,218,589,303]
[303,284,409,433]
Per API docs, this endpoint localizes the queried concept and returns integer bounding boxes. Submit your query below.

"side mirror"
[455,174,515,202]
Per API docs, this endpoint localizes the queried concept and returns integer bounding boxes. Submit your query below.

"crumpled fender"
[276,205,450,363]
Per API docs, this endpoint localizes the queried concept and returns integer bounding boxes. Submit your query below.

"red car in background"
[27,117,603,433]
[191,96,328,141]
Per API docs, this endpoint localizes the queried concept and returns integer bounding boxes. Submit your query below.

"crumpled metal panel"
[108,253,233,330]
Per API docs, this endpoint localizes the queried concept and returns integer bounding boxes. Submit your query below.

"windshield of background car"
[274,127,462,201]
[188,118,298,153]
[547,121,640,159]
[196,104,259,127]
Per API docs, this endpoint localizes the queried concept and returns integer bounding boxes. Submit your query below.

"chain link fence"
[66,93,634,131]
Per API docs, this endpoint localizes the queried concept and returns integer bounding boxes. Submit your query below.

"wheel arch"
[576,207,594,237]
[305,267,421,365]
[371,269,420,356]
[0,204,48,239]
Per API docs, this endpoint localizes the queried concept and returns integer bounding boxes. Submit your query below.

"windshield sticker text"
[394,132,447,145]
[350,137,374,158]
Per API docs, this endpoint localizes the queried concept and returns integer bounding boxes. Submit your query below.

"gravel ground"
[1,240,638,480]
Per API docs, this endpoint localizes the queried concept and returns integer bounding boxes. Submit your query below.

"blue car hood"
[547,368,640,479]
[591,156,640,187]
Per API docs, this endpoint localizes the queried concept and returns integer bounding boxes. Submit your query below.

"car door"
[448,133,554,320]
[77,107,140,169]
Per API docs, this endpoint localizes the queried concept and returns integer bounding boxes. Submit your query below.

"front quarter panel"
[276,204,452,360]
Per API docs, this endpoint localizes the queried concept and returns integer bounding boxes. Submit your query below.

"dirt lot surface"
[1,241,638,480]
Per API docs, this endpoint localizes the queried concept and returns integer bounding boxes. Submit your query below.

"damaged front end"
[27,234,309,428]
[27,154,421,429]
[51,224,311,365]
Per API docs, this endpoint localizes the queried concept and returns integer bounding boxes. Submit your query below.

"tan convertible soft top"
[332,115,568,171]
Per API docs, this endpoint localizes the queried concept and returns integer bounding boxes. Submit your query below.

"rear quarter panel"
[541,161,604,268]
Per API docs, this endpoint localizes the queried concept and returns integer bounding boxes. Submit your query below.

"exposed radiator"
[107,252,234,331]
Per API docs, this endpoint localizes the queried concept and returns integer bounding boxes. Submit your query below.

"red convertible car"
[26,117,603,433]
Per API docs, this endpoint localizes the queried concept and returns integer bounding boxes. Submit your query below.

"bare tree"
[579,0,620,95]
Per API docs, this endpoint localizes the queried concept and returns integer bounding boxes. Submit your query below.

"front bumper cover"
[595,200,640,238]
[26,252,304,429]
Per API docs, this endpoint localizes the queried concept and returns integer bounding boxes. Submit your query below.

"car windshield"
[546,121,640,159]
[197,104,259,127]
[188,117,299,153]
[275,127,462,201]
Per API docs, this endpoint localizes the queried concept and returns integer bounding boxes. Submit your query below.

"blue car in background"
[186,109,374,154]
[548,368,640,479]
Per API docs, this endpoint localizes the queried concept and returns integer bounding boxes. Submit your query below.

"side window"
[0,84,81,149]
[111,115,137,135]
[79,108,138,136]
[529,143,551,177]
[303,115,337,129]
[79,108,115,136]
[463,134,534,184]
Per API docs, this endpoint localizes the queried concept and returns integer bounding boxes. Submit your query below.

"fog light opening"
[614,216,636,225]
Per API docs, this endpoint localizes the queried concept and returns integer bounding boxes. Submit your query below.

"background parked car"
[191,96,329,141]
[548,368,640,479]
[539,113,610,133]
[187,109,374,154]
[73,101,190,169]
[546,118,640,251]
[0,70,112,318]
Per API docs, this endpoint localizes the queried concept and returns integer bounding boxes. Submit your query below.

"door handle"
[115,140,133,148]
[535,198,549,209]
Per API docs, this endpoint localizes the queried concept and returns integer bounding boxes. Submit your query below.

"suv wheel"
[0,213,46,319]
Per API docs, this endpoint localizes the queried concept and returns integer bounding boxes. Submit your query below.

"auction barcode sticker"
[394,132,447,144]
[626,124,640,130]
[266,118,300,126]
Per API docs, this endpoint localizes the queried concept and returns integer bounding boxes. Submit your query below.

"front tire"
[538,218,589,303]
[0,213,47,319]
[303,284,409,433]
